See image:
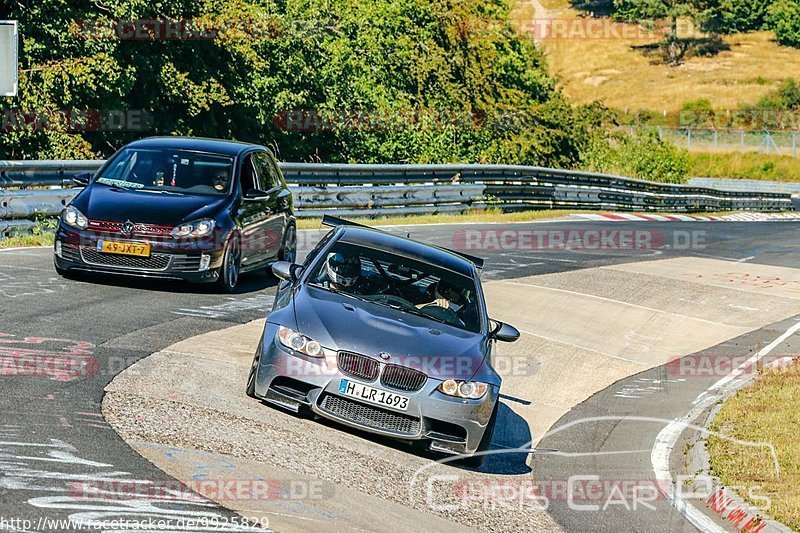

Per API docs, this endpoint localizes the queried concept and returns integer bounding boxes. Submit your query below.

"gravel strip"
[103,350,560,532]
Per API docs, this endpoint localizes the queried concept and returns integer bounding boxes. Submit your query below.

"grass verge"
[689,152,800,182]
[707,362,800,530]
[296,209,596,229]
[0,233,55,249]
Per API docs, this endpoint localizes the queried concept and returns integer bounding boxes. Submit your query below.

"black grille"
[380,364,427,392]
[80,247,170,271]
[321,394,420,435]
[337,351,379,381]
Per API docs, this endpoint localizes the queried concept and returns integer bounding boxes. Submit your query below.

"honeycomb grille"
[321,394,420,435]
[80,247,170,271]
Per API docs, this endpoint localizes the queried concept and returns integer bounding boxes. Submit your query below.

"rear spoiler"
[321,214,485,272]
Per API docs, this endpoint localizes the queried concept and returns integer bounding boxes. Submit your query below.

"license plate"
[339,379,410,411]
[97,240,151,257]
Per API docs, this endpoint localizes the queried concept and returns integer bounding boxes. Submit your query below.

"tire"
[245,354,259,399]
[278,223,297,264]
[216,235,241,293]
[463,401,499,468]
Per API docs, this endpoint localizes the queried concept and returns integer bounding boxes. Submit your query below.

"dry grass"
[0,233,54,248]
[689,152,800,182]
[512,0,800,111]
[707,362,800,530]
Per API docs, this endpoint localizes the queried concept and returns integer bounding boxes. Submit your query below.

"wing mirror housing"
[244,188,270,201]
[272,261,300,282]
[72,172,92,186]
[489,320,520,342]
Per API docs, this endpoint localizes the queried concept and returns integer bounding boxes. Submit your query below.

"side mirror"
[72,172,91,186]
[244,188,270,201]
[272,261,300,282]
[489,320,520,343]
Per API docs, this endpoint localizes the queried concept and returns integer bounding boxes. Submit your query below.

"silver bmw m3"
[245,216,519,466]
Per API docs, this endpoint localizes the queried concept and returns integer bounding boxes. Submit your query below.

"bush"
[700,0,774,34]
[583,130,689,183]
[767,0,800,48]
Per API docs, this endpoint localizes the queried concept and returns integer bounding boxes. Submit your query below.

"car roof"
[337,226,476,277]
[124,136,266,157]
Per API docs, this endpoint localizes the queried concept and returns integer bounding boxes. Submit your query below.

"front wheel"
[216,235,241,293]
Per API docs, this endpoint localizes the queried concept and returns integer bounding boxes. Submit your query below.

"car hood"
[73,184,227,226]
[292,285,488,380]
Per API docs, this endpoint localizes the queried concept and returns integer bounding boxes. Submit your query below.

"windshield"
[307,241,483,333]
[95,148,234,196]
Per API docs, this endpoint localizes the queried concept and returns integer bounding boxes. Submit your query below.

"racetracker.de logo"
[451,228,667,253]
[666,354,799,377]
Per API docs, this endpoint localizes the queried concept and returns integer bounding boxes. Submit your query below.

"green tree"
[767,0,800,48]
[613,0,699,64]
[699,0,774,33]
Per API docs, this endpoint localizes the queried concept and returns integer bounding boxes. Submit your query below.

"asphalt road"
[1,219,798,531]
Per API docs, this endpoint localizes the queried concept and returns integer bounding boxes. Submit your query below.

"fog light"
[55,240,62,258]
[199,254,211,272]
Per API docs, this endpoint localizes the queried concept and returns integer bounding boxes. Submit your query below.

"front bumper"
[252,322,498,456]
[54,225,225,283]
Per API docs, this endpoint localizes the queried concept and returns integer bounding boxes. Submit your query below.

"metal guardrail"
[689,177,800,195]
[0,160,794,237]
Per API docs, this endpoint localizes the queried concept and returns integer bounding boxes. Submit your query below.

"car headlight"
[62,205,88,230]
[171,219,215,238]
[277,326,323,358]
[438,379,489,399]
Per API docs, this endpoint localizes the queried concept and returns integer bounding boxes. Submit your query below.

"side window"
[255,152,282,190]
[239,154,262,194]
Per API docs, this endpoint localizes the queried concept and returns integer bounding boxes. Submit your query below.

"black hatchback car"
[54,137,296,292]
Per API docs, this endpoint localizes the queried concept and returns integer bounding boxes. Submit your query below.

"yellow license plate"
[98,241,151,257]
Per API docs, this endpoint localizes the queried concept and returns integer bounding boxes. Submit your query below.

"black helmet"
[324,252,360,289]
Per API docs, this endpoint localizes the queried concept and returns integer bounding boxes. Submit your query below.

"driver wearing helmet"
[322,252,364,292]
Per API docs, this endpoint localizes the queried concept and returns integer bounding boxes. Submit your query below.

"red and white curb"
[578,212,800,222]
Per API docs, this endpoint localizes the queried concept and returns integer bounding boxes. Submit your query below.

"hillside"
[514,0,800,112]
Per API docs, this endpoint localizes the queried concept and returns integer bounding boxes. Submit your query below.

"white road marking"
[651,319,800,532]
[495,280,733,327]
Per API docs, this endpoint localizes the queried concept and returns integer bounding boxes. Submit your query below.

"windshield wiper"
[380,302,450,326]
[308,283,371,303]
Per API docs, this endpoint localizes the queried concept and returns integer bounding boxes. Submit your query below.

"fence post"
[793,132,797,158]
[740,130,744,153]
[687,129,691,149]
[713,129,718,148]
